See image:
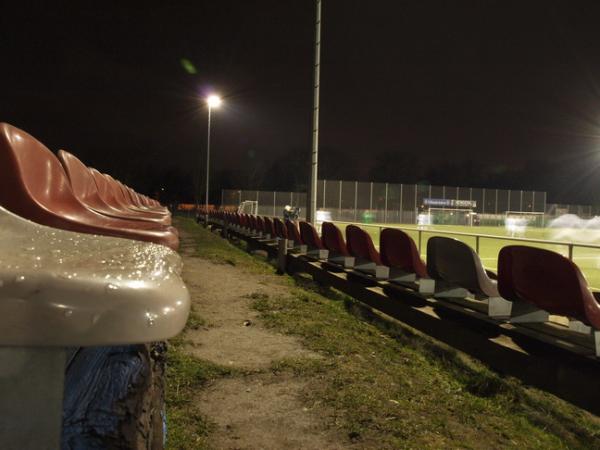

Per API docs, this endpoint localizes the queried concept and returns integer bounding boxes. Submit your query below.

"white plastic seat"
[0,206,190,447]
[0,206,189,346]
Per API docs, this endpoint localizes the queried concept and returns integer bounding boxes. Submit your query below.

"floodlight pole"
[307,0,322,224]
[205,105,212,226]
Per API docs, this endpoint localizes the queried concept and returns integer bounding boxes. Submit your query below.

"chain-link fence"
[221,180,600,225]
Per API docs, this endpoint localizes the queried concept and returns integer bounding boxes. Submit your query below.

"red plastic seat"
[380,228,428,278]
[256,216,265,234]
[299,221,324,249]
[58,150,171,226]
[345,225,383,265]
[120,181,168,215]
[104,174,170,220]
[263,217,275,237]
[0,123,179,249]
[273,218,288,239]
[498,246,600,328]
[286,220,303,244]
[321,222,350,256]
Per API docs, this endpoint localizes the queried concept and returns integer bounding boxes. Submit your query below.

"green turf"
[334,222,600,289]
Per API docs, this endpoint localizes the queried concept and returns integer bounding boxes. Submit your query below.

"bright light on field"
[505,217,527,236]
[316,210,332,223]
[206,95,222,108]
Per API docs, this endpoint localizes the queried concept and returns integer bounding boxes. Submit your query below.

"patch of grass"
[251,284,600,449]
[175,217,272,274]
[166,307,235,449]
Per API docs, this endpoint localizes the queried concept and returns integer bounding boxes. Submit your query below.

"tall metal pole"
[307,0,322,223]
[205,106,212,226]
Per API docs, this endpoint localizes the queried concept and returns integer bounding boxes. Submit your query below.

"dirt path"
[178,228,349,450]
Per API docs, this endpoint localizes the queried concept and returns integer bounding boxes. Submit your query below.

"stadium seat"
[426,237,514,316]
[321,222,354,268]
[256,216,266,237]
[380,228,428,283]
[103,173,171,220]
[58,150,171,226]
[299,221,328,259]
[263,217,276,239]
[273,217,288,239]
[0,123,179,249]
[286,220,307,253]
[345,225,389,279]
[0,204,189,446]
[0,204,190,345]
[498,247,600,339]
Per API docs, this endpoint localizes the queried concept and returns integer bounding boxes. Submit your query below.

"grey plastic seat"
[426,237,515,317]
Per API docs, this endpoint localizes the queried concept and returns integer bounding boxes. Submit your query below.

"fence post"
[414,184,417,223]
[482,189,486,214]
[354,181,358,221]
[495,189,498,215]
[384,182,388,224]
[400,184,404,223]
[338,180,342,219]
[520,190,523,212]
[568,244,573,260]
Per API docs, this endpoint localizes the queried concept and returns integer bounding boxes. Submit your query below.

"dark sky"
[2,1,600,203]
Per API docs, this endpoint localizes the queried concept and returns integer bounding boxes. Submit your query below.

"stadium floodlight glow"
[206,94,222,108]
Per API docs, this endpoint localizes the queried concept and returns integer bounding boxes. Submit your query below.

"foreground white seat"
[0,206,190,448]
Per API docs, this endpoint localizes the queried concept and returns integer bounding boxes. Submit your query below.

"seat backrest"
[498,246,589,319]
[427,236,497,296]
[0,123,89,224]
[345,225,382,264]
[273,218,288,239]
[286,220,302,244]
[299,221,323,249]
[104,174,134,209]
[263,217,275,236]
[58,150,112,211]
[380,228,428,278]
[321,222,350,256]
[256,216,265,232]
[90,168,123,209]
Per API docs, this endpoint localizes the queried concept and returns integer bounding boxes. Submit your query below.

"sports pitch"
[334,222,600,290]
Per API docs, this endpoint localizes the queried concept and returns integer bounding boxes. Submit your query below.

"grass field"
[334,222,600,289]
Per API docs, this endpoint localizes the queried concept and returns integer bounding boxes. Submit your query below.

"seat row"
[211,211,600,357]
[0,123,179,249]
[0,123,190,446]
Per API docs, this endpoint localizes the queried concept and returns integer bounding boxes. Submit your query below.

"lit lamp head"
[206,95,222,109]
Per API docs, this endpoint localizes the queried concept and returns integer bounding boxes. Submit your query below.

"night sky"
[2,1,600,204]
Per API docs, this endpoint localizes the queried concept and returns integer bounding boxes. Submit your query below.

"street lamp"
[204,94,222,225]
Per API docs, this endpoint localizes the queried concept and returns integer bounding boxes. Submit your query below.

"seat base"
[328,255,355,268]
[306,248,328,260]
[388,268,417,283]
[0,347,66,449]
[354,261,390,280]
